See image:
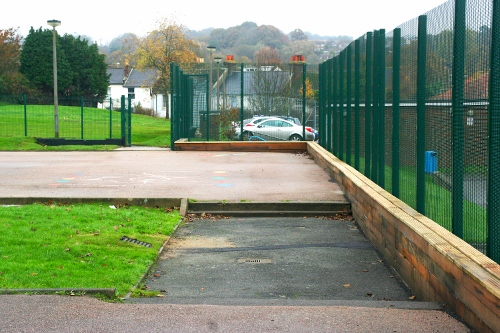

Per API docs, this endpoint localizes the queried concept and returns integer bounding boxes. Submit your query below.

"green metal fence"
[170,60,319,148]
[319,0,499,262]
[0,95,132,146]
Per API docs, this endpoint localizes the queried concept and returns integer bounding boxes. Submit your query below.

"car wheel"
[289,134,302,141]
[243,131,252,141]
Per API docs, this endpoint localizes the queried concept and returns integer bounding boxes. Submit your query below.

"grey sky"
[3,0,449,43]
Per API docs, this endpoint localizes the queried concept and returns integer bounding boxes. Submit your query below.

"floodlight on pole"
[47,19,61,138]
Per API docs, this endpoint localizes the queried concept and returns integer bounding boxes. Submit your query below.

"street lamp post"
[47,19,61,138]
[207,46,216,112]
[214,56,222,109]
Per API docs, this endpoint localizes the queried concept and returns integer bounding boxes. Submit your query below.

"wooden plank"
[174,140,307,152]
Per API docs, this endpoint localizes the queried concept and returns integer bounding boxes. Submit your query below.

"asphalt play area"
[0,149,472,332]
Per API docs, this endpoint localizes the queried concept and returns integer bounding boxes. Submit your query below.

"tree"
[20,27,72,96]
[299,78,315,100]
[20,27,109,100]
[0,28,21,76]
[290,29,308,42]
[252,25,289,49]
[248,67,291,115]
[254,46,281,65]
[129,18,200,118]
[103,33,138,67]
[0,28,31,95]
[59,35,109,99]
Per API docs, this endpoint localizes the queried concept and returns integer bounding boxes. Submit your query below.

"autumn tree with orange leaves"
[0,28,30,95]
[128,18,200,118]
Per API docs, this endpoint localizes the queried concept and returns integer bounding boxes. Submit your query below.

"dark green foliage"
[60,35,109,98]
[20,27,71,94]
[20,27,109,100]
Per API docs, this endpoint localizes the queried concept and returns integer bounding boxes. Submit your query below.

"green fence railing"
[0,95,132,146]
[170,60,319,147]
[318,0,498,262]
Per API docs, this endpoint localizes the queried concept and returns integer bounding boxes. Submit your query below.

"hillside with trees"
[99,22,353,66]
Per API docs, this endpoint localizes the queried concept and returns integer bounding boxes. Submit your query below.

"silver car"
[242,117,315,141]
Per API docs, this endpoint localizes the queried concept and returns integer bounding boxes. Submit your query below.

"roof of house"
[108,68,125,85]
[124,69,158,88]
[431,71,489,100]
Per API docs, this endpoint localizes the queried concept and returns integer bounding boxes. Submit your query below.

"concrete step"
[187,201,351,217]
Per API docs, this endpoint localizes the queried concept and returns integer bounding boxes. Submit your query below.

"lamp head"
[47,19,61,28]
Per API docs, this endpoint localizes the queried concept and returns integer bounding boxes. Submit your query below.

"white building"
[100,67,168,117]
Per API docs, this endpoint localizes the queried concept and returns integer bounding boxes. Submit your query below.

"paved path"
[0,150,472,332]
[0,294,470,333]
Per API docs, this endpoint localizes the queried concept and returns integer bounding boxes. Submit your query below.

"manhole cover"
[237,258,272,264]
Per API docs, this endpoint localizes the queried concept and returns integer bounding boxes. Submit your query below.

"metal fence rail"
[318,0,499,262]
[0,95,132,146]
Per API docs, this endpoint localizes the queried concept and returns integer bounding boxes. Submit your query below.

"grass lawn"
[355,158,487,244]
[0,104,171,150]
[0,202,182,298]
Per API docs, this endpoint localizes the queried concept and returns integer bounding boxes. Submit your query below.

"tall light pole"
[47,19,61,138]
[207,46,216,112]
[214,56,222,110]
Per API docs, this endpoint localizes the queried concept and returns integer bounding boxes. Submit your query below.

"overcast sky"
[3,0,448,44]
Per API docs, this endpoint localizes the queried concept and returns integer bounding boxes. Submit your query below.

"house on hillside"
[99,67,168,117]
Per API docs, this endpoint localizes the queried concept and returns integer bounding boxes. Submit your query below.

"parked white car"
[240,117,315,141]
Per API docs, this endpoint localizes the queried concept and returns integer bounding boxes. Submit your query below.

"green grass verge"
[0,203,182,298]
[354,157,486,243]
[0,104,171,150]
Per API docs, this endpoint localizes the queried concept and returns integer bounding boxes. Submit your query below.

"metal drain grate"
[237,258,272,264]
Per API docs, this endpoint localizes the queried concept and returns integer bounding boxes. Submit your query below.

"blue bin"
[425,151,437,173]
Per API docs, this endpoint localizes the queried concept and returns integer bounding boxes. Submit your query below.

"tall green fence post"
[339,50,345,161]
[416,15,428,215]
[181,70,188,140]
[127,96,132,147]
[452,0,466,238]
[488,0,500,262]
[81,96,84,140]
[327,59,333,152]
[318,62,324,146]
[302,62,307,140]
[374,31,380,182]
[170,63,175,148]
[333,57,339,156]
[354,39,361,171]
[321,61,328,149]
[109,98,113,139]
[392,28,401,198]
[23,94,27,136]
[120,95,126,146]
[378,29,386,188]
[346,44,352,164]
[240,63,244,141]
[365,32,373,178]
[206,71,210,141]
